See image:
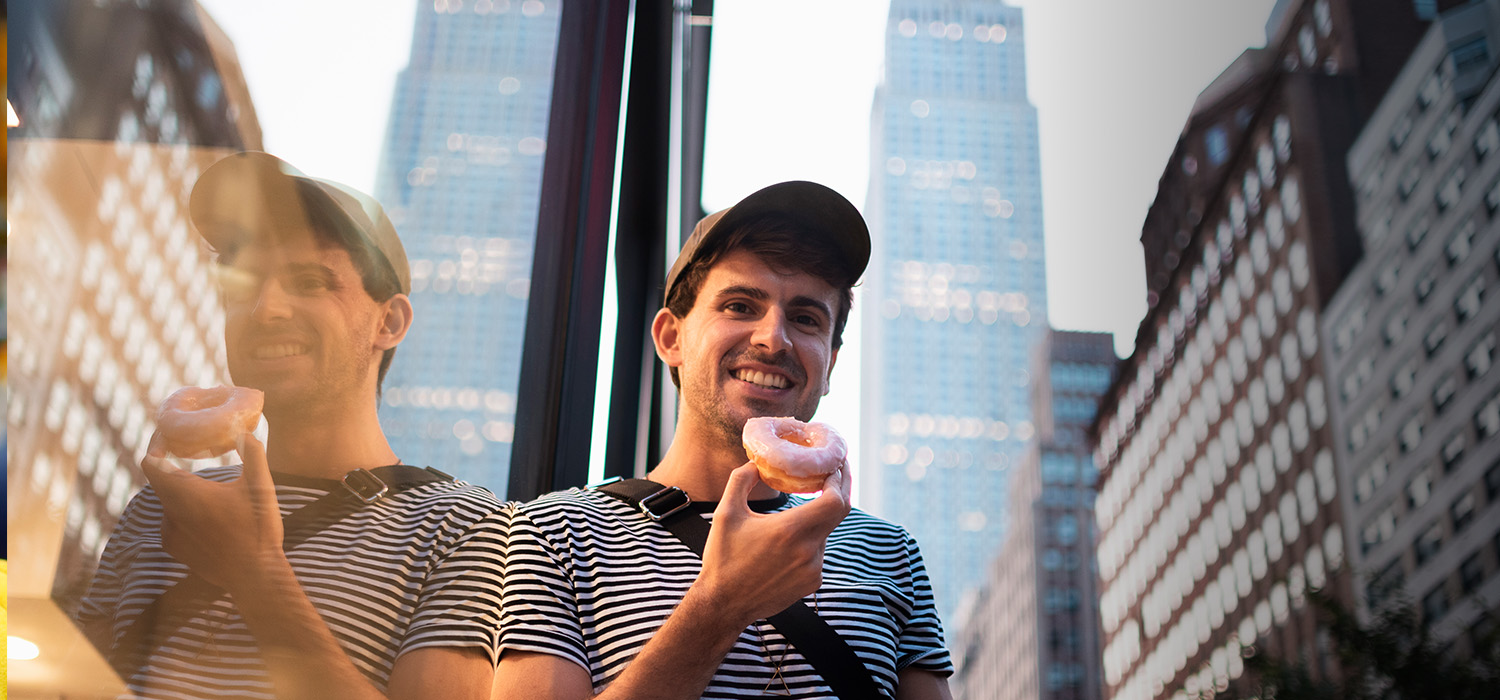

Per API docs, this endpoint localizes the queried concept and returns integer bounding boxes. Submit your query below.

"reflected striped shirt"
[77,466,509,700]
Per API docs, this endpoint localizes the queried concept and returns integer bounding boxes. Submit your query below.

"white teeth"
[737,369,789,389]
[255,344,307,360]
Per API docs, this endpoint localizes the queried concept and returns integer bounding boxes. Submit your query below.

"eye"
[793,312,823,328]
[724,300,754,314]
[292,274,331,294]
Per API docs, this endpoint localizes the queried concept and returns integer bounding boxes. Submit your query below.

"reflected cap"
[189,151,411,294]
[665,180,870,304]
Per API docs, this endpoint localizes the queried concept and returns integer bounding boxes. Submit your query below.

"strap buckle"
[341,468,389,504]
[638,485,691,522]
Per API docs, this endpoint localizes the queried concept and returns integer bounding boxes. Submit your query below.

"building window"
[1314,0,1333,35]
[1407,217,1431,251]
[1400,414,1424,454]
[1299,25,1318,65]
[1423,584,1449,626]
[1465,332,1496,379]
[1442,431,1467,473]
[1375,260,1400,297]
[1206,125,1231,166]
[1460,553,1485,594]
[1476,116,1500,162]
[1384,310,1409,346]
[1399,163,1422,200]
[1452,492,1476,534]
[1433,373,1458,414]
[1392,357,1418,398]
[1407,467,1434,509]
[1476,391,1500,439]
[1415,266,1437,303]
[1427,108,1460,161]
[1415,522,1444,566]
[1487,177,1500,218]
[1426,320,1450,357]
[1418,71,1442,110]
[1487,459,1500,500]
[1274,115,1293,161]
[1447,220,1477,267]
[1391,112,1415,151]
[1455,274,1485,323]
[1436,166,1465,212]
[1452,37,1492,74]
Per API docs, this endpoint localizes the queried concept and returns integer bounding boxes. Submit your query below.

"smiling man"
[496,182,954,699]
[78,152,509,700]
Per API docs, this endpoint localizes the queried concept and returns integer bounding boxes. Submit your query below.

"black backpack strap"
[109,465,454,680]
[595,478,882,700]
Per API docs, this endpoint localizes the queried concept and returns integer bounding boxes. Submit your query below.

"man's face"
[659,248,841,446]
[219,231,393,415]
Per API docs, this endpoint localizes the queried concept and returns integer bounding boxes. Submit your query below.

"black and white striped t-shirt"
[500,488,953,698]
[77,466,509,700]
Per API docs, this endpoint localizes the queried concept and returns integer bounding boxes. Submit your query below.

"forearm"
[591,586,750,700]
[229,554,390,700]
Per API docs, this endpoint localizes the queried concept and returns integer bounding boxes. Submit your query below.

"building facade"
[7,0,261,613]
[953,330,1115,700]
[372,0,561,488]
[1090,2,1428,699]
[1326,0,1500,654]
[862,0,1048,623]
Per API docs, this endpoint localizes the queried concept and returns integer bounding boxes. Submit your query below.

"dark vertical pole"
[603,0,673,481]
[509,0,633,501]
[681,0,714,238]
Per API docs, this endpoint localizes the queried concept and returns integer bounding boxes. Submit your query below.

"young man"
[78,152,509,700]
[496,182,954,699]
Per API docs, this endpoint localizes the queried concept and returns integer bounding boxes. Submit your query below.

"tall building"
[6,0,260,690]
[372,0,562,488]
[1326,0,1500,654]
[952,329,1116,700]
[863,0,1047,622]
[1089,2,1428,699]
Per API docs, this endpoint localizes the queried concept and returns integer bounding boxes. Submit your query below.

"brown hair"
[664,215,858,387]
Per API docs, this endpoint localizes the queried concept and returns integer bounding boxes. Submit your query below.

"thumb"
[236,433,276,506]
[714,463,762,523]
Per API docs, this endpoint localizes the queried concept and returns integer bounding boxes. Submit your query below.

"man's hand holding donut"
[690,460,852,628]
[141,431,284,593]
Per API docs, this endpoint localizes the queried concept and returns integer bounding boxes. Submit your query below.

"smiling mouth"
[254,343,310,360]
[733,369,792,390]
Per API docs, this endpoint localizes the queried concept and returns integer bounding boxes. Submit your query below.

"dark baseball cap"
[188,151,411,294]
[664,180,870,305]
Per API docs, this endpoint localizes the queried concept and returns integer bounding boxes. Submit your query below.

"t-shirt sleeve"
[495,504,591,673]
[401,498,511,665]
[897,531,954,675]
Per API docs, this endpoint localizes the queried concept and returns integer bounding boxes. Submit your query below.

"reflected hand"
[141,432,284,591]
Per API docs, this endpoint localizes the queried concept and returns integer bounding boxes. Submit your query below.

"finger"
[146,431,169,460]
[714,463,762,522]
[236,433,278,509]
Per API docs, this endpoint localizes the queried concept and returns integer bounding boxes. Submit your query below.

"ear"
[374,293,414,351]
[651,307,684,369]
[822,346,840,396]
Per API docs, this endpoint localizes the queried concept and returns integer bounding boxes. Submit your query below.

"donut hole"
[774,424,816,447]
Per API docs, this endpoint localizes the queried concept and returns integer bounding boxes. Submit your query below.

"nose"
[751,307,792,354]
[250,278,293,324]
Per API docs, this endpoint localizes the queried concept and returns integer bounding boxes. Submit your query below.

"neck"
[262,396,397,479]
[649,411,781,502]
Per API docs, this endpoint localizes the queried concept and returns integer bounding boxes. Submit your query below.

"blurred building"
[1090,2,1429,699]
[863,0,1047,623]
[952,329,1115,700]
[1326,0,1500,654]
[6,0,260,692]
[371,0,561,487]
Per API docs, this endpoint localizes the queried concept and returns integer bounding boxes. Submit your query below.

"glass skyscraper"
[863,0,1047,622]
[372,0,561,488]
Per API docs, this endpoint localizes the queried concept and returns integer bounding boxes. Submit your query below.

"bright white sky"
[195,0,1281,479]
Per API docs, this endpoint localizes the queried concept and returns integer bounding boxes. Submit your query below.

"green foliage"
[1187,589,1500,700]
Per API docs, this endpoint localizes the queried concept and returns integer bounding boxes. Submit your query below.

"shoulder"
[516,487,634,522]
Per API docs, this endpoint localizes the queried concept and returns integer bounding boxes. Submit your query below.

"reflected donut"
[156,386,264,459]
[742,417,846,493]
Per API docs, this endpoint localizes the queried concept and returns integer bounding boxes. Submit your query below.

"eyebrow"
[715,285,833,320]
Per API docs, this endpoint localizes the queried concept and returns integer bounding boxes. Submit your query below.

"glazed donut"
[742,416,847,493]
[155,386,264,459]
